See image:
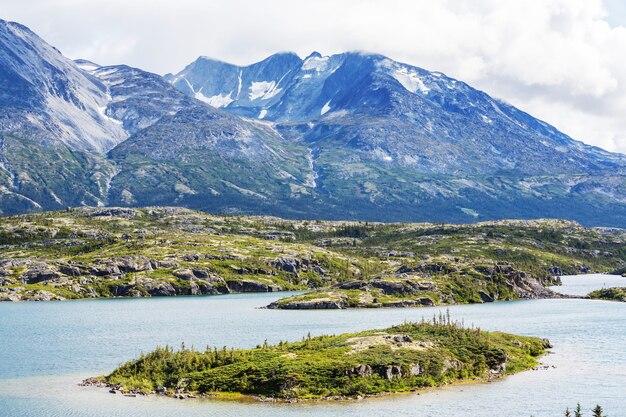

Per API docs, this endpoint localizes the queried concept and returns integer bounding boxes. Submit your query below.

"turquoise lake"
[1,274,625,417]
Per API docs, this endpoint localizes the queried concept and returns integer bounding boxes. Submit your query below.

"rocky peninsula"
[1,207,624,305]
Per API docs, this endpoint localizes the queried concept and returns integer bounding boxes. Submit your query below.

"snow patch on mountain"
[321,100,331,115]
[372,147,393,162]
[302,55,329,71]
[390,66,430,94]
[249,81,282,101]
[236,70,243,98]
[196,91,234,108]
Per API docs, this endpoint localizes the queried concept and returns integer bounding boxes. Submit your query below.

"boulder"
[478,291,495,303]
[23,290,65,301]
[157,260,180,269]
[173,269,195,280]
[335,280,368,290]
[382,297,434,308]
[197,281,229,295]
[115,256,153,273]
[370,280,407,295]
[227,280,273,293]
[60,265,83,276]
[392,335,413,343]
[376,365,403,381]
[111,284,136,297]
[142,279,177,297]
[271,257,301,274]
[441,359,462,375]
[90,264,121,277]
[346,364,372,377]
[407,363,421,376]
[22,266,60,284]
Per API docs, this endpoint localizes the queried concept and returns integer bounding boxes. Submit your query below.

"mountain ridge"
[0,19,625,226]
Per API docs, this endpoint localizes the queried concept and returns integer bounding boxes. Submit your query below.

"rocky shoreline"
[80,373,512,403]
[267,261,577,310]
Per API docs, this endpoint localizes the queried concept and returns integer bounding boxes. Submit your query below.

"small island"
[588,287,626,302]
[85,319,551,401]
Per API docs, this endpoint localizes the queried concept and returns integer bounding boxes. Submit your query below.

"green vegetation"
[94,318,550,400]
[588,287,626,302]
[0,207,624,304]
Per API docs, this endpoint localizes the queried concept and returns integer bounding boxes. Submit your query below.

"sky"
[3,0,626,154]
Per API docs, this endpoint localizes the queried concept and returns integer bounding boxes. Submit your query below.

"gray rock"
[22,266,60,284]
[173,269,195,280]
[376,365,403,381]
[157,260,180,269]
[407,363,421,376]
[346,364,372,377]
[267,300,346,309]
[227,280,277,293]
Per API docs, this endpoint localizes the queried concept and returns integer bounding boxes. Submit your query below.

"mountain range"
[1,19,625,226]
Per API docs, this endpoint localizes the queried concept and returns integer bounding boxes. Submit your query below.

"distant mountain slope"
[161,52,626,225]
[0,19,625,226]
[170,52,625,176]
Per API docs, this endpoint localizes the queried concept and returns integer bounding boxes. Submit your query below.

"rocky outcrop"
[381,298,434,308]
[226,280,282,293]
[346,362,422,380]
[21,265,60,284]
[267,299,346,309]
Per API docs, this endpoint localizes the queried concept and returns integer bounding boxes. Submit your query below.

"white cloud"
[2,0,626,153]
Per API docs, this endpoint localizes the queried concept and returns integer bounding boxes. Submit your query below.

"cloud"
[2,0,626,153]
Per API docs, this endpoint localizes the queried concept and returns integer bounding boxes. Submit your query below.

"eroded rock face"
[22,266,60,284]
[87,208,140,218]
[226,280,282,293]
[441,359,463,375]
[141,279,177,297]
[345,364,373,377]
[271,257,301,273]
[382,298,434,308]
[377,365,403,381]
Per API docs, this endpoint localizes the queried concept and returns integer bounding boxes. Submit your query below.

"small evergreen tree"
[575,403,583,417]
[564,408,571,417]
[592,405,605,417]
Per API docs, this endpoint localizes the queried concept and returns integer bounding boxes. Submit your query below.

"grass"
[588,287,626,302]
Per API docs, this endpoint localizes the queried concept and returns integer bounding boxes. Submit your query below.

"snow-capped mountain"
[0,19,625,226]
[169,52,625,177]
[0,19,126,153]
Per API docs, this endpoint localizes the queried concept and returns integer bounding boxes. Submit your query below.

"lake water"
[1,274,625,417]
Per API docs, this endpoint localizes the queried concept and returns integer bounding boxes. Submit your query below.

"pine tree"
[575,403,583,417]
[564,408,571,417]
[592,405,605,417]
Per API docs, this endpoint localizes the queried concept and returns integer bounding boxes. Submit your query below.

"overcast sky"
[3,0,626,154]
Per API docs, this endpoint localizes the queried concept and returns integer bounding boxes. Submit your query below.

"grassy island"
[90,320,551,401]
[588,287,626,302]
